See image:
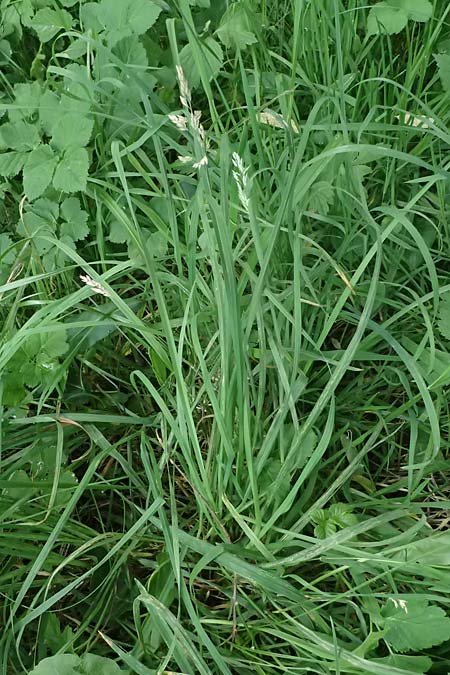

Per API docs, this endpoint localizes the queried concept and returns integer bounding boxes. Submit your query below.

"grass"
[2,0,450,673]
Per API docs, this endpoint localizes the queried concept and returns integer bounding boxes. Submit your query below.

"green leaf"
[216,1,258,50]
[435,53,450,92]
[79,653,123,674]
[23,145,58,200]
[371,654,433,673]
[42,331,69,359]
[53,147,89,193]
[306,180,334,215]
[39,90,61,134]
[0,120,40,151]
[93,0,162,47]
[437,294,450,341]
[382,597,450,652]
[0,151,26,177]
[28,653,123,675]
[28,654,80,675]
[51,115,94,150]
[3,469,34,500]
[109,220,129,244]
[30,7,73,42]
[367,0,432,35]
[395,0,432,22]
[60,197,89,241]
[42,614,74,654]
[10,81,42,122]
[179,37,223,89]
[367,4,408,36]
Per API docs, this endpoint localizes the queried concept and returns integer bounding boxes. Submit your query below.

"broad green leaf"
[31,7,73,43]
[109,220,129,244]
[93,0,162,46]
[367,4,408,35]
[39,90,61,134]
[0,120,40,151]
[60,197,89,241]
[3,469,34,500]
[10,81,42,122]
[23,145,58,200]
[368,0,432,35]
[371,654,433,673]
[42,613,74,654]
[435,53,450,92]
[0,151,26,177]
[382,597,450,652]
[51,115,93,150]
[28,653,123,675]
[306,180,334,215]
[216,1,258,50]
[113,35,148,67]
[53,147,89,193]
[28,654,80,675]
[0,38,12,64]
[42,331,69,359]
[79,653,123,674]
[395,0,432,22]
[179,37,223,89]
[437,294,450,340]
[0,233,15,273]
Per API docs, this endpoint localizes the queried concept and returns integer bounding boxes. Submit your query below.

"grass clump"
[2,0,450,673]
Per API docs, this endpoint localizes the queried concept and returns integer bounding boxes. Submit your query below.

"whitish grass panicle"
[232,152,250,211]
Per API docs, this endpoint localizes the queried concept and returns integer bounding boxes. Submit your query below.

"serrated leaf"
[53,147,89,193]
[51,115,93,150]
[3,469,34,500]
[0,39,12,65]
[29,653,122,675]
[39,90,63,134]
[42,331,69,359]
[371,654,433,673]
[180,37,223,89]
[60,197,89,241]
[216,1,258,50]
[306,180,334,215]
[435,53,450,92]
[109,220,129,244]
[0,120,40,151]
[382,597,450,652]
[437,295,450,340]
[28,653,80,675]
[23,145,58,200]
[31,7,73,42]
[10,81,42,122]
[0,151,26,177]
[113,35,148,66]
[0,233,15,267]
[395,0,432,22]
[94,0,162,47]
[367,4,408,35]
[79,653,123,674]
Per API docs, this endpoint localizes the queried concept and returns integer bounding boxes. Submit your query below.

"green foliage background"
[2,0,450,673]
